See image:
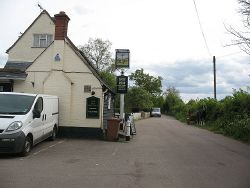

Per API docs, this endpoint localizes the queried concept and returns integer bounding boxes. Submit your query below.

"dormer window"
[33,34,53,47]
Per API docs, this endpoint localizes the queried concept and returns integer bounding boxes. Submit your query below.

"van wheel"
[20,136,32,157]
[49,127,57,141]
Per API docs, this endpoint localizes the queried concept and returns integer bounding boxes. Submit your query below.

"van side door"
[42,97,56,138]
[31,97,44,144]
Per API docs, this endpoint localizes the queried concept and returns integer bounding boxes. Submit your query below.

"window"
[33,34,53,47]
[0,86,3,92]
[84,85,91,93]
[34,97,43,113]
[0,94,35,115]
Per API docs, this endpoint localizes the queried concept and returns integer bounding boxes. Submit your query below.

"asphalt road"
[0,115,250,188]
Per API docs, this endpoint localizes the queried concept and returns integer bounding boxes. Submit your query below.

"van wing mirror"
[33,109,41,119]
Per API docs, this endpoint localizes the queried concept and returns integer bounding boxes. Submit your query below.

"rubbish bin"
[107,118,120,141]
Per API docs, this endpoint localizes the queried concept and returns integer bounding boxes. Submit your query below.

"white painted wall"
[14,40,104,128]
[8,12,55,62]
[43,71,72,127]
[66,73,103,128]
[10,11,105,129]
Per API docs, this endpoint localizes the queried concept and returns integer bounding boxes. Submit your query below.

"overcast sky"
[0,0,249,101]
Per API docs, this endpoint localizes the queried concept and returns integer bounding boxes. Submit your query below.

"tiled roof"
[0,61,30,80]
[0,71,27,80]
[4,61,32,71]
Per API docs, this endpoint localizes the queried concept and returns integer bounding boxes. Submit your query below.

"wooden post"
[213,56,216,100]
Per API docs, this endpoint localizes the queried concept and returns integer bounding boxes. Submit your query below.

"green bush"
[164,88,250,142]
[201,90,249,142]
[207,115,250,142]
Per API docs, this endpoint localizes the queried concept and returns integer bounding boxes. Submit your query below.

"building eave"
[0,71,27,80]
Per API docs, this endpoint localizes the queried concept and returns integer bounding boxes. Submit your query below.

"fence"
[133,112,150,120]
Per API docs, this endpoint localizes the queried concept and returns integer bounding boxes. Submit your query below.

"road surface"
[0,115,250,188]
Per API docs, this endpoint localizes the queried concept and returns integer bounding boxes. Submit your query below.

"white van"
[151,108,161,117]
[0,92,58,156]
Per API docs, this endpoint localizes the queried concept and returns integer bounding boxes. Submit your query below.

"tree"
[99,71,116,91]
[127,69,163,112]
[125,87,154,112]
[78,38,114,72]
[226,0,250,54]
[129,68,163,96]
[152,95,164,109]
[163,86,184,115]
[79,38,116,90]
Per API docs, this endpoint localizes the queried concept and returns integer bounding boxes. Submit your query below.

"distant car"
[151,108,161,117]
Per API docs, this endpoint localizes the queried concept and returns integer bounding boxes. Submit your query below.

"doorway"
[0,83,13,92]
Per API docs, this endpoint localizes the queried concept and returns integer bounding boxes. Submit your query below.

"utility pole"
[213,56,217,100]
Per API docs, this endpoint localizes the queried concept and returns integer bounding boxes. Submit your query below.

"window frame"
[33,34,53,48]
[84,85,92,93]
[34,97,43,113]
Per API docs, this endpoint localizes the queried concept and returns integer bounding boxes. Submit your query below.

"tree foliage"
[78,38,114,72]
[163,87,186,120]
[166,88,250,142]
[129,68,163,96]
[79,38,116,90]
[226,0,250,54]
[99,71,116,91]
[152,95,164,110]
[123,69,164,112]
[125,87,153,112]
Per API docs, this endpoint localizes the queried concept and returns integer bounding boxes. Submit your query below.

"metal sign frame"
[115,49,130,69]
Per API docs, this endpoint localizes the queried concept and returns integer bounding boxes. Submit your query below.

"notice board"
[86,96,100,118]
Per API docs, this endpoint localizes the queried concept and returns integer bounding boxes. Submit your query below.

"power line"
[192,0,212,57]
[216,51,244,59]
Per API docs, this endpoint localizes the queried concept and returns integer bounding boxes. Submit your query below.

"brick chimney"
[54,11,70,40]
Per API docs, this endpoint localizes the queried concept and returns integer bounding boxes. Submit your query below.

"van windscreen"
[0,94,36,115]
[152,108,160,112]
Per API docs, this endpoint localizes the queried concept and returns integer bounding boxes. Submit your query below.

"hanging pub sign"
[116,75,128,93]
[115,49,130,69]
[86,96,100,118]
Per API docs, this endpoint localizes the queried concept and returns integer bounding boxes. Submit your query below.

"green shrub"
[164,88,250,142]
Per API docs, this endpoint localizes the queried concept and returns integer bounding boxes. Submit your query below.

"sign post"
[116,72,128,120]
[115,49,130,140]
[115,49,130,121]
